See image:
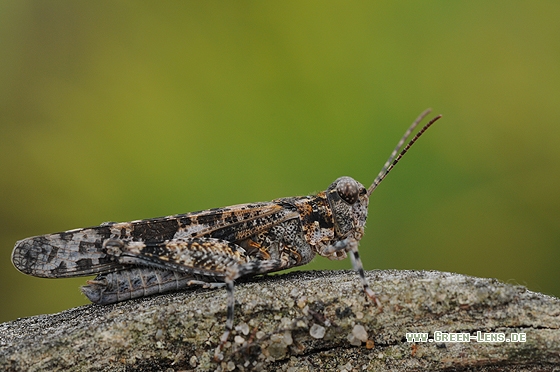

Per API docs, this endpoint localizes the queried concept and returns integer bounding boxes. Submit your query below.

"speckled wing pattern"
[12,201,299,279]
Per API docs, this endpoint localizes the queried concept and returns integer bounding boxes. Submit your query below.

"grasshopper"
[12,109,441,358]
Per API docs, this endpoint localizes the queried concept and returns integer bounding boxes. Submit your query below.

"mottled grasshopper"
[12,109,441,358]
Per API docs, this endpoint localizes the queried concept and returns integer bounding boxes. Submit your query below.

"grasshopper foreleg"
[322,238,379,306]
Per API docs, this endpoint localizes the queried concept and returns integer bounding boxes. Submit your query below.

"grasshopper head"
[324,110,442,252]
[326,176,369,241]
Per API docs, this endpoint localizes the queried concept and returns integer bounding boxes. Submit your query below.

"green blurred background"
[1,1,559,323]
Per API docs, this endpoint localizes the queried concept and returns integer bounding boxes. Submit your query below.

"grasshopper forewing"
[12,109,441,358]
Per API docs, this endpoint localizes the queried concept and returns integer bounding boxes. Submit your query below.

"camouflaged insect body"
[12,177,369,303]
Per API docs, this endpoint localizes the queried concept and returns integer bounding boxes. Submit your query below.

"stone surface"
[1,270,559,371]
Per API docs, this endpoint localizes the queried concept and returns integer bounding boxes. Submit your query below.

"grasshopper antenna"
[367,109,442,196]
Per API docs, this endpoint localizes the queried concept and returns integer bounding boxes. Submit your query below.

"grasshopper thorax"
[326,176,369,241]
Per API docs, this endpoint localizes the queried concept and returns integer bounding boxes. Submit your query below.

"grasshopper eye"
[336,178,360,204]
